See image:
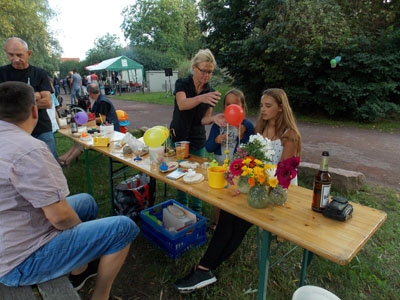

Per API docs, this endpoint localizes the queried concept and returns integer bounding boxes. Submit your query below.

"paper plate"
[292,286,341,300]
[179,161,199,169]
[159,162,179,173]
[183,173,204,184]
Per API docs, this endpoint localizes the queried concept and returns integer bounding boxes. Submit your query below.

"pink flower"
[275,156,300,189]
[229,159,244,176]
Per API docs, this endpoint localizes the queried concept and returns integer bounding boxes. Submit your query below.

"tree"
[0,0,61,73]
[199,0,400,121]
[84,33,124,67]
[121,0,201,62]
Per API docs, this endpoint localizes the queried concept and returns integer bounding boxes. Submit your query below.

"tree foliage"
[199,0,400,121]
[84,33,124,67]
[0,0,61,73]
[121,0,201,68]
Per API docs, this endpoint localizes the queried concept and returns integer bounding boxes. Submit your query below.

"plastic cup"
[175,142,185,160]
[100,124,114,137]
[149,146,164,164]
[207,166,227,189]
[180,141,190,158]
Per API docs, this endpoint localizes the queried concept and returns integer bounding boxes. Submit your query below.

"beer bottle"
[70,111,78,134]
[312,151,332,212]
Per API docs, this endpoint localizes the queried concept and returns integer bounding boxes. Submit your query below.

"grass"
[56,132,400,300]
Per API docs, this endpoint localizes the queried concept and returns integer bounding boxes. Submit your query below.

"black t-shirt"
[169,75,213,150]
[0,64,52,135]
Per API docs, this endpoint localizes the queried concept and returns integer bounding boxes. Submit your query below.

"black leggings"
[199,210,253,270]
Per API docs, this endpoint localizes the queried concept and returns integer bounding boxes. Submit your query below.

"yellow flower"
[243,158,252,165]
[254,159,263,165]
[224,150,230,154]
[253,166,264,176]
[224,158,230,164]
[241,165,248,171]
[268,177,279,188]
[246,168,253,175]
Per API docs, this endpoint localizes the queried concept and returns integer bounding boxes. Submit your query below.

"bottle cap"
[322,151,329,156]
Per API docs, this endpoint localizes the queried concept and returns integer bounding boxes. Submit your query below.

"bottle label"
[320,184,331,207]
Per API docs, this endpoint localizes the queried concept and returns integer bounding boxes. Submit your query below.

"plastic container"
[149,146,164,164]
[207,166,227,188]
[140,199,206,259]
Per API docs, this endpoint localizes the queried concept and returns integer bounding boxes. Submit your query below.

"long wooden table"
[58,128,387,299]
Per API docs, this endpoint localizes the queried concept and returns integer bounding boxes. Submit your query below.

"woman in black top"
[169,49,224,213]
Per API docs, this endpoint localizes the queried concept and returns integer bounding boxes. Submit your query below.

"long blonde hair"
[254,88,302,157]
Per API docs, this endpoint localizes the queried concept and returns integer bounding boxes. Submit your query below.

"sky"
[48,0,134,61]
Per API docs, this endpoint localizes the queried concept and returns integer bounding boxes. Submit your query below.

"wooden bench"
[0,276,80,300]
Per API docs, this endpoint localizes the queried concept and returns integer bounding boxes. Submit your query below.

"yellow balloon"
[143,128,167,147]
[153,126,169,139]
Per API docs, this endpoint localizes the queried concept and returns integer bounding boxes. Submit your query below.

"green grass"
[56,133,400,300]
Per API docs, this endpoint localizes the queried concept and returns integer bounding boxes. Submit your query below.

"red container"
[120,126,128,133]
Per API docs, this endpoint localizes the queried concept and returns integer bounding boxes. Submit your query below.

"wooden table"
[58,128,387,300]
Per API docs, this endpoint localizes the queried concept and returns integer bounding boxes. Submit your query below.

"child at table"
[205,88,254,164]
[205,88,254,232]
[174,88,302,293]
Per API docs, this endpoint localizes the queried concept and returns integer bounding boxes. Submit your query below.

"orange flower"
[248,177,255,187]
[258,175,265,185]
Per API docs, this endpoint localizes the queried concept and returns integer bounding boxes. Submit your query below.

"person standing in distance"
[70,68,82,105]
[0,37,57,159]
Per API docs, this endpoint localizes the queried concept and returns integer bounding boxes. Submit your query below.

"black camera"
[323,196,353,221]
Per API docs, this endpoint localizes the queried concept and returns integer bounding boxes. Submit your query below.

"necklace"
[264,125,274,140]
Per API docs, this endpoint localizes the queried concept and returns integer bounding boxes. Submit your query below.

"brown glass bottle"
[312,151,331,212]
[70,111,78,134]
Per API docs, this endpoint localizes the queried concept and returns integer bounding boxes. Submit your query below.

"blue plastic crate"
[140,199,206,259]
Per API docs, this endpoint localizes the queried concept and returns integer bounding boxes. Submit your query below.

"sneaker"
[69,259,99,290]
[174,266,217,293]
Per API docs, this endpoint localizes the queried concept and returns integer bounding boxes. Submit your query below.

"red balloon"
[224,104,244,127]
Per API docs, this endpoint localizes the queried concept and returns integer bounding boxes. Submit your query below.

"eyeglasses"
[196,66,213,75]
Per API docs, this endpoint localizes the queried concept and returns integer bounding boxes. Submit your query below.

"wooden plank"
[37,276,80,300]
[0,284,37,300]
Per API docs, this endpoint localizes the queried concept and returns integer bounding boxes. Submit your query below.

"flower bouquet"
[224,134,300,208]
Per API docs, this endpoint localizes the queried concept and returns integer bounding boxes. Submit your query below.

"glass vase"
[237,176,251,194]
[247,185,269,209]
[268,185,288,205]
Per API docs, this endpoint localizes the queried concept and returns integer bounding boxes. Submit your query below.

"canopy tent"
[85,56,144,84]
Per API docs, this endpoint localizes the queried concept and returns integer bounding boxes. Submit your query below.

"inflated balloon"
[224,104,244,127]
[143,127,167,147]
[153,125,170,139]
[335,56,342,63]
[330,59,336,65]
[74,112,88,125]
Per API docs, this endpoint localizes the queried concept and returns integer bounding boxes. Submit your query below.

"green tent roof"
[85,56,143,72]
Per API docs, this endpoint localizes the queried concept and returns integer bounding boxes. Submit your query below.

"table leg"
[83,148,93,195]
[299,249,314,287]
[257,230,272,300]
[108,157,115,216]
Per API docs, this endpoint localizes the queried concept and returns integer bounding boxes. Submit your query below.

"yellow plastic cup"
[207,166,227,189]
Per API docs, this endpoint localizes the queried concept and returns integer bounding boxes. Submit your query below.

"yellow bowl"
[207,166,227,189]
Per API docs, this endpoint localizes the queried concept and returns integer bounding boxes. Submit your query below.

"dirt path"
[109,97,400,190]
